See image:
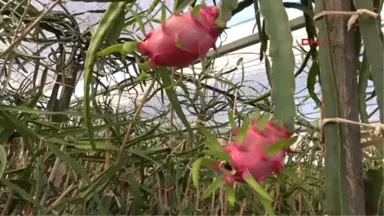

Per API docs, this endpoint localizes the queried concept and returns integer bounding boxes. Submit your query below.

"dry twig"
[322,117,383,148]
[314,9,379,30]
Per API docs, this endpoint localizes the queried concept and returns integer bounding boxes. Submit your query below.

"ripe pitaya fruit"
[213,119,293,185]
[96,3,225,68]
[137,4,222,68]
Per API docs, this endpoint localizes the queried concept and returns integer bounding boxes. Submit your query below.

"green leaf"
[227,185,236,207]
[78,156,132,202]
[243,171,273,202]
[259,196,276,216]
[257,112,271,129]
[200,127,221,150]
[236,116,250,142]
[175,36,182,48]
[307,60,321,107]
[203,149,231,162]
[73,141,119,151]
[96,44,123,57]
[0,144,7,180]
[192,4,201,19]
[160,1,166,23]
[0,111,40,139]
[134,71,148,82]
[192,159,202,188]
[126,175,142,215]
[202,178,226,199]
[127,3,146,35]
[228,111,237,129]
[90,196,113,215]
[46,142,92,184]
[83,1,129,149]
[120,41,139,62]
[129,150,163,166]
[46,141,108,213]
[148,0,160,15]
[157,68,194,139]
[266,136,298,156]
[192,157,217,187]
[173,0,195,14]
[0,178,42,209]
[0,105,102,118]
[252,108,261,120]
[0,120,17,144]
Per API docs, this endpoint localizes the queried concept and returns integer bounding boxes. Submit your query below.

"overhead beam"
[204,16,306,59]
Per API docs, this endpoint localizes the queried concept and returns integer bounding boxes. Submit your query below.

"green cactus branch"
[352,1,384,123]
[315,0,367,215]
[258,0,296,132]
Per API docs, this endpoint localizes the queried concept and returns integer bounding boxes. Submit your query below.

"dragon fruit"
[96,3,224,69]
[213,119,293,185]
[137,3,222,68]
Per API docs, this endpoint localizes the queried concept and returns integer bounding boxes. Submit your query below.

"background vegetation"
[0,0,382,215]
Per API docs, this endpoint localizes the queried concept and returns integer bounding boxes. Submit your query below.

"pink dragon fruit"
[137,3,222,68]
[213,120,293,185]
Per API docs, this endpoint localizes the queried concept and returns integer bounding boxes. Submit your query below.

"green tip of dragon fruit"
[137,61,152,71]
[96,41,139,59]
